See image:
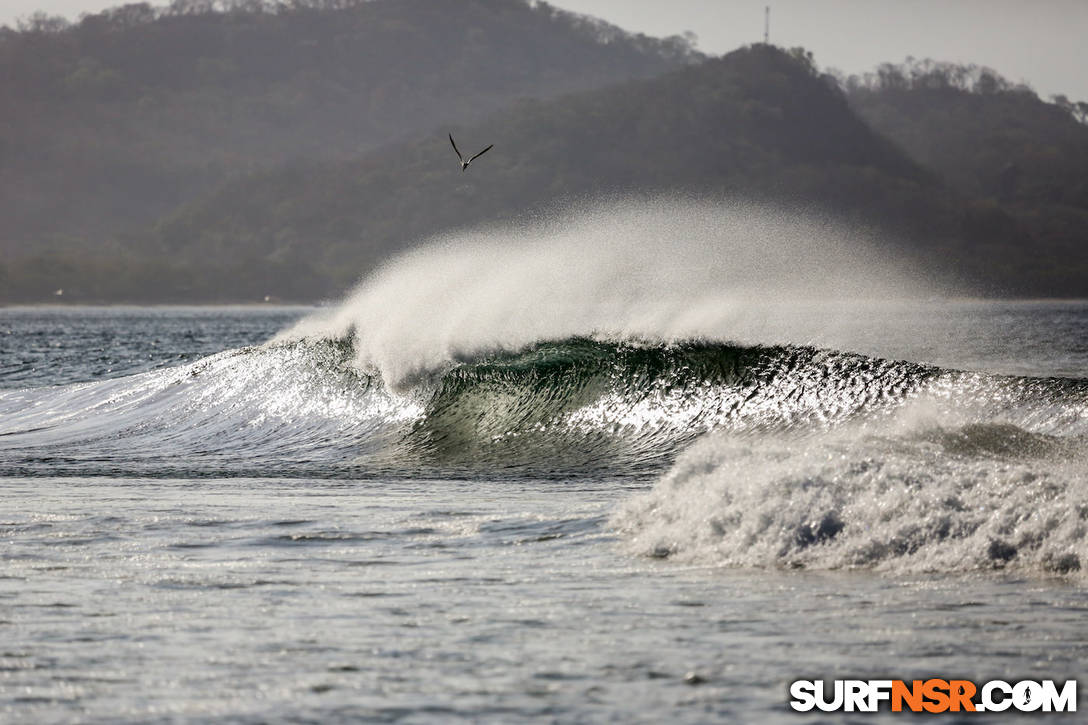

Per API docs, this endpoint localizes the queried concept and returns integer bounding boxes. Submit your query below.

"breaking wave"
[612,412,1088,577]
[0,336,936,477]
[4,199,1087,576]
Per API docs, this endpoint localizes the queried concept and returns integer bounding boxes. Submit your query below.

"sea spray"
[274,198,938,388]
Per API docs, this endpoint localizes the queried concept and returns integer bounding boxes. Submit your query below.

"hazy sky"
[4,0,1087,101]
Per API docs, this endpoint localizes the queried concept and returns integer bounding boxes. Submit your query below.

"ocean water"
[3,205,1088,722]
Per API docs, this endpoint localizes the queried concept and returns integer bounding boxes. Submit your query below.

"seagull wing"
[449,134,464,162]
[469,144,494,163]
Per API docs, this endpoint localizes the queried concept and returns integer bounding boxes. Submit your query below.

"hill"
[7,36,1088,301]
[845,59,1088,295]
[0,0,698,263]
[103,45,961,301]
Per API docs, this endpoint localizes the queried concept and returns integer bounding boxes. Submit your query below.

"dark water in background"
[2,303,1088,723]
[0,306,306,388]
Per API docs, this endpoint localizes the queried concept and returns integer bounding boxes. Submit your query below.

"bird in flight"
[449,133,493,172]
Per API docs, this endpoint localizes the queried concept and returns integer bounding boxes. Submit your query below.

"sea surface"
[2,300,1087,723]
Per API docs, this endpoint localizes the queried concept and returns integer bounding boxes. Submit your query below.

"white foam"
[611,403,1088,577]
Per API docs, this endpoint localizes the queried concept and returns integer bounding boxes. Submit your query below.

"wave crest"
[274,198,935,389]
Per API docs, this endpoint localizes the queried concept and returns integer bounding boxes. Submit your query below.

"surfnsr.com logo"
[789,679,1077,713]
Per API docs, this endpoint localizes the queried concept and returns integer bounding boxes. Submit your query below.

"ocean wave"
[0,334,944,477]
[3,334,1085,474]
[273,198,936,389]
[399,337,932,474]
[6,329,1088,578]
[612,409,1088,577]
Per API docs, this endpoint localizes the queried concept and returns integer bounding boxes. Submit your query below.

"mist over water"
[278,198,936,388]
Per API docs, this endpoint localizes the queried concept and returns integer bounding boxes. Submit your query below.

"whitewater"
[2,200,1086,722]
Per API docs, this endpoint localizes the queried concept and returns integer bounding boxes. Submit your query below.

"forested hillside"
[845,59,1088,294]
[4,2,1088,302]
[140,45,950,301]
[0,0,697,266]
